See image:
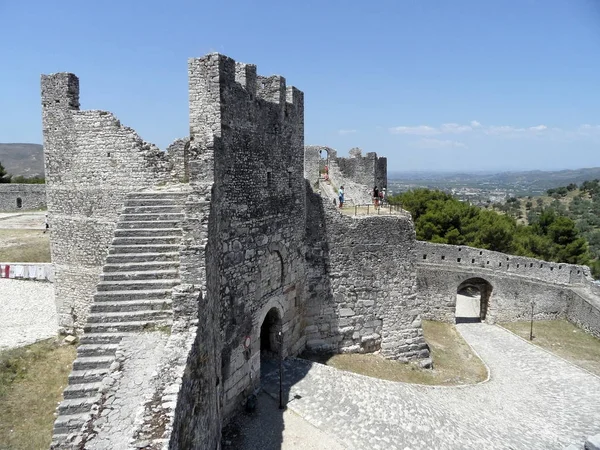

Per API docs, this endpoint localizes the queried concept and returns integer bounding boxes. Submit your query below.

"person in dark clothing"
[373,186,379,207]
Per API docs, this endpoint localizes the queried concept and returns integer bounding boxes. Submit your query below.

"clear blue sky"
[1,0,599,172]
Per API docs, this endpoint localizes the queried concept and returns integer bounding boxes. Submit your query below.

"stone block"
[586,433,600,450]
[339,308,355,317]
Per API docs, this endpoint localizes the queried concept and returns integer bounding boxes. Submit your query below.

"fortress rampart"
[41,73,187,330]
[0,183,46,211]
[415,242,600,336]
[40,52,600,449]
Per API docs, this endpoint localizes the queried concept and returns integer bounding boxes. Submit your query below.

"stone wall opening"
[319,148,329,181]
[16,197,22,209]
[455,277,492,323]
[260,307,281,358]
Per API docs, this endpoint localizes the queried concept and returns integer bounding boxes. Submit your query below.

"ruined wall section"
[41,73,175,330]
[304,145,374,205]
[0,184,46,211]
[186,54,307,420]
[304,189,430,362]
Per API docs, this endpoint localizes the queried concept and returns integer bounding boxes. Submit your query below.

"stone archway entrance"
[455,277,492,323]
[260,307,281,359]
[319,148,329,181]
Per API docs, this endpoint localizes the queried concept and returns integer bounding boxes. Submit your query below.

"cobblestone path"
[262,323,600,450]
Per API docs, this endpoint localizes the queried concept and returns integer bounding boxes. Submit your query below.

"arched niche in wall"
[16,197,22,209]
[258,250,284,299]
[455,277,493,323]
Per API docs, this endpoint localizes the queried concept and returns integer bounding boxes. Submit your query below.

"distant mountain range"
[0,143,44,177]
[390,167,600,193]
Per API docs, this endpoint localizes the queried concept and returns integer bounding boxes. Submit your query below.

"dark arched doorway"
[16,197,22,209]
[260,308,281,359]
[455,277,492,323]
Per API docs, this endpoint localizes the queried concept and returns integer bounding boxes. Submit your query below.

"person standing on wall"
[373,186,379,208]
[380,187,385,206]
[338,186,344,208]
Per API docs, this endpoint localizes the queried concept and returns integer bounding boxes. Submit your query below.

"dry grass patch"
[0,229,50,262]
[303,320,487,385]
[501,320,600,376]
[0,338,76,450]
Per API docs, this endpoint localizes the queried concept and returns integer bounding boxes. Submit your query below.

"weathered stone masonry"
[304,145,387,205]
[41,73,185,331]
[415,242,600,336]
[0,183,46,211]
[42,52,600,449]
[304,189,430,361]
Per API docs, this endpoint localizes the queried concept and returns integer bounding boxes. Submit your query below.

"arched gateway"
[455,277,492,323]
[260,307,281,358]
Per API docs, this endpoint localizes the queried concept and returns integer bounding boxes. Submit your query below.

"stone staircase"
[52,190,186,445]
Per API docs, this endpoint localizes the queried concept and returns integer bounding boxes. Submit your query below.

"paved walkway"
[257,323,600,450]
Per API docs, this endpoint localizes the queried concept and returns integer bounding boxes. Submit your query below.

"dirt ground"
[501,320,600,376]
[302,320,488,386]
[0,213,50,262]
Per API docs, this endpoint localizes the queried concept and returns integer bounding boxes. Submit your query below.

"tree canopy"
[389,188,596,277]
[0,161,11,183]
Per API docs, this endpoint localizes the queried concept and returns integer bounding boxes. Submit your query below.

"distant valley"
[0,143,44,178]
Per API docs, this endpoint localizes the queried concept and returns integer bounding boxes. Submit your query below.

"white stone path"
[261,323,600,450]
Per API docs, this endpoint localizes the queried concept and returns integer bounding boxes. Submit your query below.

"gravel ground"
[0,278,58,350]
[0,212,46,230]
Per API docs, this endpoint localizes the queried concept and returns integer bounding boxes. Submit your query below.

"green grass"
[0,229,51,262]
[0,338,76,449]
[501,320,600,376]
[303,320,488,386]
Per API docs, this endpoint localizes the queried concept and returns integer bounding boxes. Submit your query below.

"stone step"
[53,412,91,435]
[58,396,99,415]
[84,320,172,334]
[97,279,180,292]
[127,191,188,199]
[108,244,180,254]
[120,213,184,222]
[122,205,182,214]
[124,198,185,207]
[117,220,182,230]
[69,368,110,384]
[94,289,172,302]
[87,310,172,324]
[100,269,179,282]
[77,343,119,357]
[79,333,130,345]
[112,236,181,246]
[73,356,114,371]
[103,261,179,273]
[63,382,102,399]
[105,252,179,264]
[91,299,172,313]
[114,228,182,237]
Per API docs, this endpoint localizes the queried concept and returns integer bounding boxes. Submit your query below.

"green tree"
[0,161,11,183]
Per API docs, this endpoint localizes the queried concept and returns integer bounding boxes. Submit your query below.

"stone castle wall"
[41,73,186,330]
[304,145,384,205]
[415,242,597,331]
[304,188,430,361]
[175,54,307,421]
[0,183,46,211]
